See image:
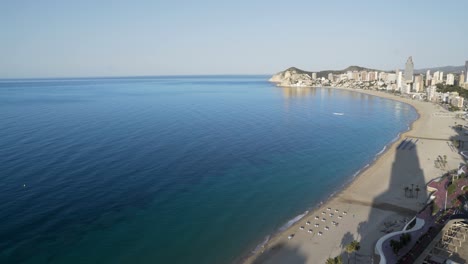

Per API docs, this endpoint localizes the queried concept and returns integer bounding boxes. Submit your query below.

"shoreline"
[241,85,432,264]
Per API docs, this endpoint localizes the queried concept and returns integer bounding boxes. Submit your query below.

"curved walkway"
[375,217,425,264]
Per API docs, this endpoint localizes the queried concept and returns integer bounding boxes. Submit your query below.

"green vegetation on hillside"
[436,84,468,98]
[316,66,386,79]
[281,65,387,79]
[284,67,311,75]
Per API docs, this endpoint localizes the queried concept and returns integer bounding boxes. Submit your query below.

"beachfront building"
[446,74,455,85]
[402,83,411,94]
[450,96,464,108]
[311,72,317,79]
[378,72,386,81]
[414,75,424,93]
[360,71,368,81]
[386,73,396,83]
[337,74,344,81]
[427,86,437,101]
[397,71,403,91]
[328,73,334,81]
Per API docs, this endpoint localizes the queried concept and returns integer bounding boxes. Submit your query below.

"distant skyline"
[1,0,468,78]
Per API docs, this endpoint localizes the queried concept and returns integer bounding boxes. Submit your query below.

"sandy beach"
[243,88,465,264]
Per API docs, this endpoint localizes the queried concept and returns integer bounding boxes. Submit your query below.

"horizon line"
[0,73,273,81]
[1,63,465,80]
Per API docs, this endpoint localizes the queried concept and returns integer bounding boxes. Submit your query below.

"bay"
[0,76,417,263]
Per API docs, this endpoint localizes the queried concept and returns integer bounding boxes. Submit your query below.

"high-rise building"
[425,70,431,87]
[311,72,317,79]
[328,73,334,81]
[404,56,414,82]
[432,71,441,85]
[414,75,424,92]
[460,71,465,86]
[439,72,444,81]
[465,61,468,81]
[352,71,359,80]
[446,74,455,85]
[397,71,403,91]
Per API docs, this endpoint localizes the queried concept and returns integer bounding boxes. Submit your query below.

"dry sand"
[243,88,465,264]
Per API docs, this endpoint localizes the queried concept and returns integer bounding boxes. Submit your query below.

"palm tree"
[415,185,420,198]
[336,256,343,264]
[326,256,342,264]
[345,240,360,263]
[443,155,447,168]
[404,186,409,198]
[410,184,414,198]
[351,241,360,263]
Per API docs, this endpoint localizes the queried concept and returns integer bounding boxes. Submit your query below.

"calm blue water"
[0,76,417,264]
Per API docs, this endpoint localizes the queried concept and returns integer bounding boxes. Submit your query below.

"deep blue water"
[0,76,417,264]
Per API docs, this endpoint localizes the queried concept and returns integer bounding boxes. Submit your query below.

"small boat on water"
[333,113,344,116]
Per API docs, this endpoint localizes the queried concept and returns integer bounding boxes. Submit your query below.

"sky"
[1,0,467,78]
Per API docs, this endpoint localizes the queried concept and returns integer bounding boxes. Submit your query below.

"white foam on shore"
[352,163,370,179]
[278,210,309,232]
[392,132,401,143]
[376,145,387,156]
[252,235,270,253]
[352,168,362,178]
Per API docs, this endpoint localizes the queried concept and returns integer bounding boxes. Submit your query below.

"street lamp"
[444,188,448,211]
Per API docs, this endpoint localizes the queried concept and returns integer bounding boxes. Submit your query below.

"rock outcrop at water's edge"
[269,67,314,87]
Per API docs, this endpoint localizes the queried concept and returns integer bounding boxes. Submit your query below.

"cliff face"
[269,67,313,86]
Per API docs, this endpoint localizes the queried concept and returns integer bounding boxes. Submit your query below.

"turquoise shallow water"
[0,76,417,263]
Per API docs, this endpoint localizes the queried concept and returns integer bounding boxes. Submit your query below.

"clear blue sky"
[1,0,467,78]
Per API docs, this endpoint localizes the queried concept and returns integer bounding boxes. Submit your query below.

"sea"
[0,76,418,264]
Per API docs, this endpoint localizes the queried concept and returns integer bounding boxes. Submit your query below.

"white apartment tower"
[397,71,403,91]
[425,70,431,87]
[446,74,455,85]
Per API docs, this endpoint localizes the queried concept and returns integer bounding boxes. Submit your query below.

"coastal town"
[244,59,468,264]
[270,58,468,113]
